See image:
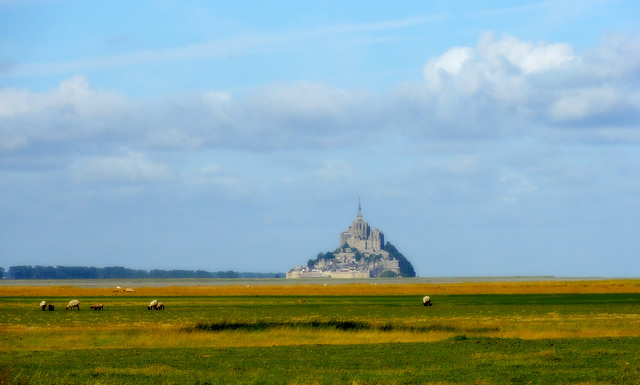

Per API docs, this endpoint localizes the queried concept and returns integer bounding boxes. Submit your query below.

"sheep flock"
[38,288,166,312]
[39,289,430,312]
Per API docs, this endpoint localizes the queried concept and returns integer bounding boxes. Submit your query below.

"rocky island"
[287,201,416,278]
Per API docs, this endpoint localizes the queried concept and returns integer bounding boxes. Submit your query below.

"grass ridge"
[184,320,499,334]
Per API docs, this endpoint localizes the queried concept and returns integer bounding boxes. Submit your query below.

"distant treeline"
[4,265,283,280]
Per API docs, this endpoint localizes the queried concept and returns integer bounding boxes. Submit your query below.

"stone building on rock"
[287,200,407,279]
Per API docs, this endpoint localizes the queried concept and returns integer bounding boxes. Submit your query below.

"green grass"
[1,338,639,384]
[3,293,639,325]
[1,293,640,384]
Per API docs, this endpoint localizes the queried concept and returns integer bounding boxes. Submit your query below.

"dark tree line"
[5,265,283,280]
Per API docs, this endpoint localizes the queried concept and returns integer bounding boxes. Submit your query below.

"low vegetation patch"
[186,319,371,332]
[184,320,500,334]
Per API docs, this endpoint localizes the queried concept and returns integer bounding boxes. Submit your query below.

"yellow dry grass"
[2,310,639,352]
[92,364,186,377]
[0,324,460,351]
[1,279,639,297]
[2,279,639,352]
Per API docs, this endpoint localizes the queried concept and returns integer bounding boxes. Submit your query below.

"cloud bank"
[2,33,638,166]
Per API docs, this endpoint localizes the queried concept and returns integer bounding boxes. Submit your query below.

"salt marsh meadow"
[1,279,639,384]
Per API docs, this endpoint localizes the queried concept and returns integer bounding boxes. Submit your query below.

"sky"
[1,0,639,277]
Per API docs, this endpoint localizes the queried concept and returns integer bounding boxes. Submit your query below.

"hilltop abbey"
[287,200,408,278]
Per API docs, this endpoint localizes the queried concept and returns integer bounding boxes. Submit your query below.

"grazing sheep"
[90,303,103,310]
[40,300,47,311]
[48,304,55,311]
[422,295,432,307]
[297,299,306,303]
[124,288,135,293]
[66,300,80,310]
[156,302,164,310]
[148,299,158,310]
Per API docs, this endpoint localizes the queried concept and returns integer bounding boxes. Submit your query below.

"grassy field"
[1,279,639,384]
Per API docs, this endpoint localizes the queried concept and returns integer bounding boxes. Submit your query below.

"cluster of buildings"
[287,201,401,279]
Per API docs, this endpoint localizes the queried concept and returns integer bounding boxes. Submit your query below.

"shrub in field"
[183,320,498,334]
[451,334,468,341]
[185,320,373,332]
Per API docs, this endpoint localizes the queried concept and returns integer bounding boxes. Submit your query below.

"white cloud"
[550,86,621,122]
[0,75,140,153]
[419,32,640,140]
[423,32,578,102]
[423,47,475,92]
[143,82,385,152]
[71,150,172,184]
[0,75,128,118]
[1,32,639,175]
[586,32,640,80]
[0,88,34,117]
[477,33,576,75]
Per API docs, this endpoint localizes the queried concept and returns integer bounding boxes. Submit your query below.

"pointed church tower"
[339,197,385,252]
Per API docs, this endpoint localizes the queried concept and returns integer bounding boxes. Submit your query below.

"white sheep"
[422,295,432,307]
[156,302,164,310]
[40,300,47,311]
[148,299,158,310]
[66,300,80,310]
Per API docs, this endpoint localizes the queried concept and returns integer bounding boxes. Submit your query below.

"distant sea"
[0,276,612,288]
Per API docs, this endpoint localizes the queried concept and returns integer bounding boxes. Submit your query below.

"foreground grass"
[1,337,639,384]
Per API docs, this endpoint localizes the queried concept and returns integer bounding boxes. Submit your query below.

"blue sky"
[1,0,639,277]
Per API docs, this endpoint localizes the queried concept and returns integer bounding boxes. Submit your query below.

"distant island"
[287,200,416,278]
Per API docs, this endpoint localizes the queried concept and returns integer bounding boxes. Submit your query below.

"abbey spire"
[287,198,414,279]
[339,197,384,253]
